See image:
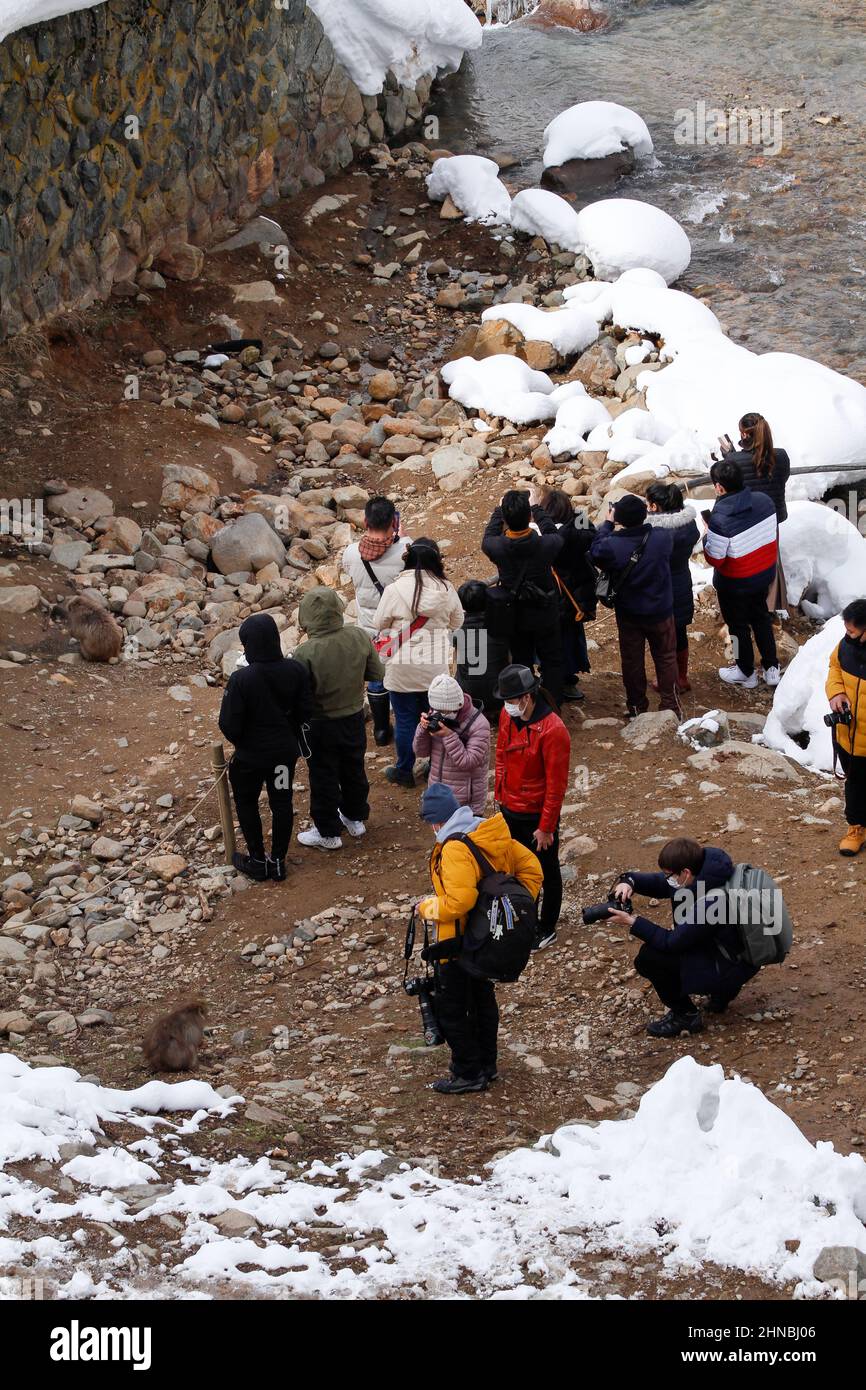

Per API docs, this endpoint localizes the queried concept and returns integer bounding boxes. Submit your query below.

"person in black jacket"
[542,487,596,703]
[218,613,313,882]
[590,493,681,717]
[481,489,565,704]
[720,412,790,615]
[646,482,700,693]
[607,837,759,1037]
[454,580,508,718]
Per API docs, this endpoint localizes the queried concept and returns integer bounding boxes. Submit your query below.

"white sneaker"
[763,665,781,687]
[339,812,367,838]
[718,665,759,688]
[297,828,342,850]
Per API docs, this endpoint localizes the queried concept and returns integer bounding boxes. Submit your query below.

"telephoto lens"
[581,900,617,925]
[417,987,444,1047]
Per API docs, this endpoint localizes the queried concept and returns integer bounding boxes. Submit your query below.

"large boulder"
[46,487,114,525]
[160,465,219,514]
[687,740,802,784]
[620,709,679,750]
[211,513,287,576]
[0,585,41,615]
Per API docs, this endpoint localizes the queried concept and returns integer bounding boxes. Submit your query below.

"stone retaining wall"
[0,0,432,338]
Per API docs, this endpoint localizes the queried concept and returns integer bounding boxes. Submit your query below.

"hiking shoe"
[562,684,585,702]
[719,665,758,689]
[707,995,729,1014]
[232,853,268,881]
[450,1064,499,1083]
[385,766,415,788]
[646,1009,704,1038]
[532,927,558,951]
[297,828,342,851]
[839,825,866,856]
[429,1074,488,1095]
[338,812,367,838]
[763,665,782,687]
[266,855,287,882]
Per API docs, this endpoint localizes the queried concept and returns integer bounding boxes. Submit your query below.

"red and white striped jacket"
[703,487,778,592]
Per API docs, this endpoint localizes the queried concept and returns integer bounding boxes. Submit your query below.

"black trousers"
[307,711,370,838]
[435,961,498,1079]
[717,583,777,677]
[229,757,295,860]
[511,604,564,706]
[501,808,562,934]
[634,943,749,1013]
[836,747,866,826]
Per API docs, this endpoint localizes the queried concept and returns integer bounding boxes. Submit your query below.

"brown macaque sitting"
[51,595,123,662]
[142,997,207,1073]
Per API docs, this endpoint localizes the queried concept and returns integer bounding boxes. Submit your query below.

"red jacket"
[494,699,571,834]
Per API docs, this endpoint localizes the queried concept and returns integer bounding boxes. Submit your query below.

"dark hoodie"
[293,586,384,719]
[591,520,674,623]
[628,846,758,996]
[218,613,313,767]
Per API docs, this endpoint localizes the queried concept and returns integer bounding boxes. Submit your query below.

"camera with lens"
[824,706,852,729]
[581,879,633,926]
[426,711,445,733]
[403,975,444,1047]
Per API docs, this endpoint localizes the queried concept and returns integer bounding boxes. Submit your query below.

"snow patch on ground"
[762,616,844,773]
[441,354,558,423]
[426,155,512,226]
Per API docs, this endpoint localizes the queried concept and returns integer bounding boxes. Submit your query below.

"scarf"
[359,531,395,562]
[504,527,532,539]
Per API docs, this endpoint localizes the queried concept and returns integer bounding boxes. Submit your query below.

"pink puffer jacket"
[413,693,491,815]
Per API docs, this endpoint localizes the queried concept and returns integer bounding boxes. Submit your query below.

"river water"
[433,0,866,379]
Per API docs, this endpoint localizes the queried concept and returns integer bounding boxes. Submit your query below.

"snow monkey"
[142,998,207,1073]
[51,595,123,662]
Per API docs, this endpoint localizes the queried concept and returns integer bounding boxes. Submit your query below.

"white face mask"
[667,875,682,889]
[504,699,525,720]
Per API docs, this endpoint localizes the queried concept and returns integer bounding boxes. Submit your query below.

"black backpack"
[445,833,538,983]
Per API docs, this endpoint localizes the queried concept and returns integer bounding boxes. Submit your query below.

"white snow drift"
[441,354,557,423]
[543,100,654,168]
[509,188,582,252]
[544,391,613,457]
[426,155,512,226]
[780,501,866,621]
[0,0,105,41]
[307,0,482,96]
[480,300,599,357]
[762,615,844,773]
[573,200,692,285]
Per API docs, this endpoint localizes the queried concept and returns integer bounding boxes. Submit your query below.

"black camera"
[403,976,444,1047]
[582,888,631,925]
[824,706,852,728]
[426,711,445,733]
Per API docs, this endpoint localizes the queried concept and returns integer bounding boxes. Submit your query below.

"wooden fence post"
[211,742,236,865]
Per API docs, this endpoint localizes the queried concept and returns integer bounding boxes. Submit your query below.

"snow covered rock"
[780,501,866,620]
[480,300,599,359]
[543,100,653,167]
[509,188,582,252]
[573,200,692,285]
[308,0,482,96]
[440,354,558,424]
[544,392,613,457]
[0,0,105,42]
[762,616,843,774]
[426,155,512,226]
[565,270,722,357]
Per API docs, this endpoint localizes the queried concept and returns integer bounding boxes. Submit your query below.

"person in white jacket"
[341,496,411,747]
[373,538,464,787]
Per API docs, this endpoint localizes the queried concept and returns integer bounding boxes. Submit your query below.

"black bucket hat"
[493,663,539,701]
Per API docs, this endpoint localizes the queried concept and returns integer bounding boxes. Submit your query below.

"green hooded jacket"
[294,587,385,719]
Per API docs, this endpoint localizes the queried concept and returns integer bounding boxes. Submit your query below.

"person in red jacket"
[494,664,571,949]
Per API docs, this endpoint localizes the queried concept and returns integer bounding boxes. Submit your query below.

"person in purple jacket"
[413,675,490,815]
[606,837,759,1038]
[590,493,681,717]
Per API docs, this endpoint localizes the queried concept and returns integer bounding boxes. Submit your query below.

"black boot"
[266,855,286,882]
[368,691,392,747]
[232,852,268,882]
[430,1074,488,1095]
[385,766,415,788]
[646,1008,704,1038]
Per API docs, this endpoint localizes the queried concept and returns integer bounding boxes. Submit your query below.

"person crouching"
[417,783,542,1094]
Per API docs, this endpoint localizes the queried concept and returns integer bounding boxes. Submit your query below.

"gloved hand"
[416,895,440,922]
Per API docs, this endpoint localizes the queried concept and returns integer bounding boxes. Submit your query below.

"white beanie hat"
[427,674,464,713]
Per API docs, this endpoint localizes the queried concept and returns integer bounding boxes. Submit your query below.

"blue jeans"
[389,691,427,776]
[367,679,385,694]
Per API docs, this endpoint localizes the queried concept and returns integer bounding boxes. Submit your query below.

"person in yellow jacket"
[826,599,866,855]
[416,782,542,1095]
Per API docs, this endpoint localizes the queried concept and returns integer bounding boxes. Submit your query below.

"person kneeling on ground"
[293,587,385,851]
[417,783,542,1094]
[218,613,313,882]
[606,836,759,1038]
[413,674,491,816]
[826,597,866,856]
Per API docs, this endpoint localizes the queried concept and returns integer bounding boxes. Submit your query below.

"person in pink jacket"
[413,675,491,815]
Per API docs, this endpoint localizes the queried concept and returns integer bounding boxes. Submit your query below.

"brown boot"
[839,825,866,856]
[676,647,691,692]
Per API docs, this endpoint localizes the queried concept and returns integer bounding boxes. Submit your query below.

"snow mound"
[426,155,512,226]
[762,616,844,772]
[308,0,482,96]
[780,501,866,620]
[509,188,582,251]
[480,300,599,356]
[544,394,613,457]
[574,200,692,285]
[543,100,654,167]
[0,0,105,42]
[441,354,558,423]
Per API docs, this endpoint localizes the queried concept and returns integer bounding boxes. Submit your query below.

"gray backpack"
[718,863,793,968]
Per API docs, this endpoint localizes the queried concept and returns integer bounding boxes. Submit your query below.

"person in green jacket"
[293,587,385,850]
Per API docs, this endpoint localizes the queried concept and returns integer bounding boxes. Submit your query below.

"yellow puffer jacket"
[826,637,866,757]
[426,811,543,944]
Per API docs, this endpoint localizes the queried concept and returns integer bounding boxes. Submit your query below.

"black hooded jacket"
[218,614,313,767]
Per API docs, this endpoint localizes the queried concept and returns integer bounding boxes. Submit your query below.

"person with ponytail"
[720,413,791,615]
[646,482,700,693]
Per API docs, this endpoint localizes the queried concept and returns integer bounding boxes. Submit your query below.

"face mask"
[504,700,525,720]
[666,875,682,889]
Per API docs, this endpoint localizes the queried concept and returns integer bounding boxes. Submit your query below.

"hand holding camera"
[825,697,852,728]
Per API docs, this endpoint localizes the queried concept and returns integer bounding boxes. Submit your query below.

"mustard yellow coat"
[826,639,866,757]
[426,812,543,943]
